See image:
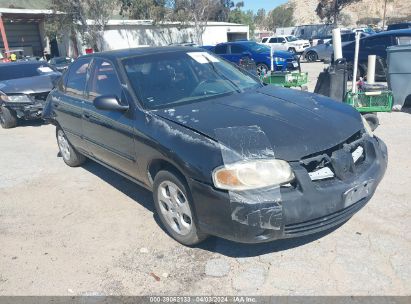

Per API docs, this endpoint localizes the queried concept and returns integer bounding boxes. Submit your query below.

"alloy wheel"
[157,181,193,236]
[57,130,71,160]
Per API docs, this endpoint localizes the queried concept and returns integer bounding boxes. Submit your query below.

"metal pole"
[0,13,10,56]
[382,0,387,29]
[270,45,274,72]
[332,28,342,61]
[352,31,361,93]
[367,55,376,84]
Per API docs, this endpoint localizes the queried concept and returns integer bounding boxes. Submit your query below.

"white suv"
[261,35,311,53]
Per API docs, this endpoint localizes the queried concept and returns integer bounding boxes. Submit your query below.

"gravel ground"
[0,62,410,295]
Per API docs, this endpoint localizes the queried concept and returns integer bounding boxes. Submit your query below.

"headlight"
[212,159,295,191]
[6,94,33,103]
[274,57,286,62]
[361,115,374,137]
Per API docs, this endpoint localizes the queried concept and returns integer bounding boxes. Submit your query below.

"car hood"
[153,86,363,161]
[289,39,310,45]
[0,73,61,94]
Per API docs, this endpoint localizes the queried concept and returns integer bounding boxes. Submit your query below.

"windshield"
[247,42,271,53]
[286,36,299,42]
[123,51,261,109]
[0,63,56,81]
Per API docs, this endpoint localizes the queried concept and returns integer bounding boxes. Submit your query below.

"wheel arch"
[148,158,189,189]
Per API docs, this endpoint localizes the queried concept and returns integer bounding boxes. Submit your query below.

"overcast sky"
[242,0,288,12]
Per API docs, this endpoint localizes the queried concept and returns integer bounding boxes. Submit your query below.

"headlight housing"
[0,91,9,102]
[361,115,374,137]
[4,94,33,103]
[212,159,295,191]
[274,57,286,62]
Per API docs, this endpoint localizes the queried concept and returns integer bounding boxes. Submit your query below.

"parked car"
[0,61,61,129]
[342,29,411,80]
[261,35,310,53]
[303,32,370,62]
[43,47,387,245]
[49,56,74,72]
[206,41,299,75]
[387,23,411,31]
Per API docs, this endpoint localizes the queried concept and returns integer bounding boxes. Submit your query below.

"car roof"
[366,28,411,37]
[78,46,203,61]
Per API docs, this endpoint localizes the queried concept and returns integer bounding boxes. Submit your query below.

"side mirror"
[93,95,129,112]
[242,51,252,57]
[281,41,286,44]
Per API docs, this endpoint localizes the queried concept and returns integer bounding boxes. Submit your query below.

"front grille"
[300,131,366,180]
[30,92,49,102]
[284,199,367,236]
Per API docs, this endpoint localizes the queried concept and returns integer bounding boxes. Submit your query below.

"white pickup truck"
[261,35,311,53]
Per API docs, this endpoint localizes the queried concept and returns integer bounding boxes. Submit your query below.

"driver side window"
[87,59,122,102]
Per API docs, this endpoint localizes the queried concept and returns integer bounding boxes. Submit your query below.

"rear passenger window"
[269,38,277,43]
[214,44,228,54]
[66,58,91,98]
[88,60,122,101]
[230,44,245,54]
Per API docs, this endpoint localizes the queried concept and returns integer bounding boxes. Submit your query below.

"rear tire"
[56,127,86,167]
[0,106,18,129]
[153,170,208,246]
[306,51,318,62]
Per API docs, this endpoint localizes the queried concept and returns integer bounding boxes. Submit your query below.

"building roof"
[0,7,54,14]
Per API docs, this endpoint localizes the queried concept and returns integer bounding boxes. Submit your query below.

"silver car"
[303,32,370,62]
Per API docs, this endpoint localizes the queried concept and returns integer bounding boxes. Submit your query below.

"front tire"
[56,127,86,167]
[288,47,296,53]
[0,106,17,129]
[153,170,208,246]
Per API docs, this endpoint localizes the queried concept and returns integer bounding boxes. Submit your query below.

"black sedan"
[43,47,387,245]
[0,61,61,128]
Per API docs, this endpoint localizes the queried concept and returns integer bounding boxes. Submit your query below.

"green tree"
[254,8,267,29]
[46,0,118,55]
[266,4,295,30]
[227,1,255,36]
[316,0,360,25]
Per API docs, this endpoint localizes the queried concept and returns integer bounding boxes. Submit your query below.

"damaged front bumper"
[3,93,48,120]
[189,136,388,243]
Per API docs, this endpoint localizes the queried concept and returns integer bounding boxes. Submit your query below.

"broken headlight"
[8,94,33,103]
[212,159,295,191]
[361,115,374,137]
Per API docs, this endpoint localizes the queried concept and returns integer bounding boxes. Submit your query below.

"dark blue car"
[202,41,299,75]
[342,29,411,80]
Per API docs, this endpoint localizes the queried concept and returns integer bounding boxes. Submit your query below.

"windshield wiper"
[202,55,242,93]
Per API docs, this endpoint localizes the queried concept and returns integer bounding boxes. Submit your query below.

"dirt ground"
[0,62,410,296]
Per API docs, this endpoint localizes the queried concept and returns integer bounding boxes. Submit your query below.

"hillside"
[290,0,410,26]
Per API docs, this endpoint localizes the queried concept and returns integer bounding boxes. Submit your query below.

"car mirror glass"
[93,95,129,112]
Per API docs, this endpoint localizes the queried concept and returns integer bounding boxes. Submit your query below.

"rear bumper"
[189,136,387,243]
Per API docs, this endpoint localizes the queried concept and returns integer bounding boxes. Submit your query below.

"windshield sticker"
[187,52,220,64]
[37,67,54,73]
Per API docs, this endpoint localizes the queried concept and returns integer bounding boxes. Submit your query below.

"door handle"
[84,113,91,119]
[53,103,59,108]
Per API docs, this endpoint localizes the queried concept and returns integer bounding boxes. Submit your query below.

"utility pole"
[382,0,387,29]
